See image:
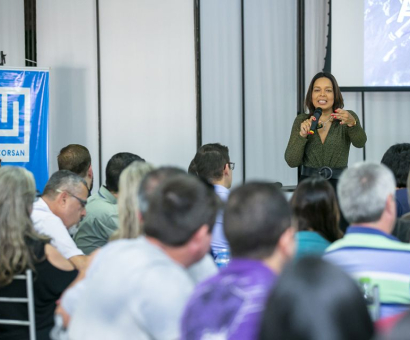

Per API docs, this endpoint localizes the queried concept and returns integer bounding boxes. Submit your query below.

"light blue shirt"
[211,185,230,255]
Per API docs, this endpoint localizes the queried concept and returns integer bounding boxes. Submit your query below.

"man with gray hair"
[32,170,89,270]
[324,162,410,319]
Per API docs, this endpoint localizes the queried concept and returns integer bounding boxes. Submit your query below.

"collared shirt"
[181,258,277,340]
[74,186,118,255]
[324,226,410,318]
[68,237,216,340]
[31,198,84,259]
[211,184,230,254]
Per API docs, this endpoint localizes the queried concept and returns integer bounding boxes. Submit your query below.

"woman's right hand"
[299,116,315,138]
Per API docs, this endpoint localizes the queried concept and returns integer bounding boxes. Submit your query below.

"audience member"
[74,152,144,254]
[393,170,410,242]
[291,176,342,259]
[55,161,154,330]
[57,165,217,331]
[0,167,78,340]
[68,173,220,339]
[324,162,410,318]
[137,167,218,282]
[181,182,294,340]
[57,144,94,193]
[381,143,410,217]
[110,161,156,240]
[259,257,374,340]
[189,143,233,254]
[31,170,88,270]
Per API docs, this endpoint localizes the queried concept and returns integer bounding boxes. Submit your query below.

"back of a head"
[190,143,229,182]
[143,174,219,246]
[259,257,374,340]
[291,176,342,242]
[0,166,38,286]
[43,170,88,198]
[338,162,396,224]
[105,153,145,193]
[114,161,156,240]
[381,143,410,188]
[57,144,91,178]
[138,166,187,219]
[224,182,291,259]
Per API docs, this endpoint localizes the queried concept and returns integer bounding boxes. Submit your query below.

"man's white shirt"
[31,198,84,259]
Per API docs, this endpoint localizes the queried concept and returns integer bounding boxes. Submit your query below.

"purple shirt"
[181,258,277,340]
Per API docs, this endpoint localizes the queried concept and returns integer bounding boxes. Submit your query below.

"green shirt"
[284,110,367,168]
[74,186,118,255]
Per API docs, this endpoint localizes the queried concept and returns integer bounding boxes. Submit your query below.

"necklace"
[319,116,333,129]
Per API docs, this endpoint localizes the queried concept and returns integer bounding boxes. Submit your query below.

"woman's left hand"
[331,109,356,127]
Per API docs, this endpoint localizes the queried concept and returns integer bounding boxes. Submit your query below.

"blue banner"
[0,68,49,191]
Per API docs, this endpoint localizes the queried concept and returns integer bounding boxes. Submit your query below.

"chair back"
[0,269,36,340]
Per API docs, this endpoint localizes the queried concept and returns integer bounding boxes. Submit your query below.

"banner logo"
[0,87,31,162]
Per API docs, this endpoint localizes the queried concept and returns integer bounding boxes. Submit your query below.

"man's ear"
[278,227,296,260]
[189,224,211,251]
[191,224,210,242]
[223,163,229,176]
[386,193,396,219]
[87,165,93,179]
[56,190,68,207]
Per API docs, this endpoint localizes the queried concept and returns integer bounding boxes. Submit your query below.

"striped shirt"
[324,226,410,318]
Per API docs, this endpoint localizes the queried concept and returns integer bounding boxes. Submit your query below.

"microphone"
[308,108,323,135]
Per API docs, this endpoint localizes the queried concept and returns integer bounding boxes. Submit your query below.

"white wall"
[0,0,25,67]
[244,0,297,186]
[200,0,243,187]
[98,0,197,176]
[37,0,100,190]
[200,0,298,187]
[363,92,410,163]
[27,1,410,189]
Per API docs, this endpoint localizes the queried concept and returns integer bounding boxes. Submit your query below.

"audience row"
[1,142,410,340]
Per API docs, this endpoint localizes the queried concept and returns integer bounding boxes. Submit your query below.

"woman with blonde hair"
[111,160,155,240]
[0,166,77,340]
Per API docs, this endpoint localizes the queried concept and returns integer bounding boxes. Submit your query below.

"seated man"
[68,174,220,340]
[58,144,94,237]
[57,144,94,193]
[181,182,295,340]
[31,170,89,270]
[189,143,233,255]
[394,170,410,242]
[381,143,410,218]
[57,166,217,329]
[324,162,410,318]
[74,152,144,254]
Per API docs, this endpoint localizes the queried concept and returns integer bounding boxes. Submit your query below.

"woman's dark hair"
[381,143,410,188]
[290,176,342,242]
[305,72,344,115]
[259,257,374,340]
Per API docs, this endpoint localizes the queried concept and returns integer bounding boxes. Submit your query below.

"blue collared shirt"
[211,185,230,254]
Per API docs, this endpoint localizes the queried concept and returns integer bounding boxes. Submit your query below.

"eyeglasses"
[56,189,87,208]
[227,162,235,170]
